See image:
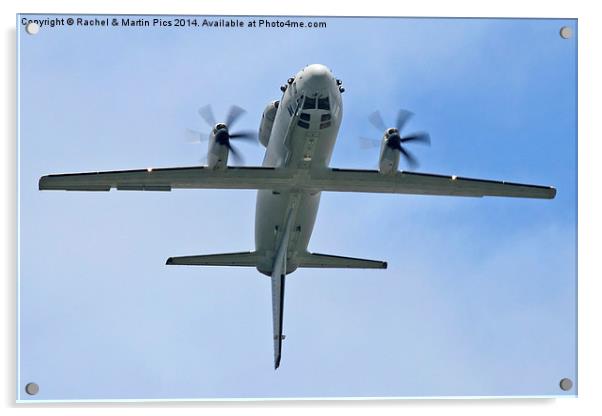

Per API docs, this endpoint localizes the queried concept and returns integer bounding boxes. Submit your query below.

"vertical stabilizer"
[271,207,295,369]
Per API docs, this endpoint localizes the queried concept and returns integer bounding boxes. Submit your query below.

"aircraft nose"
[303,64,334,91]
[306,63,331,77]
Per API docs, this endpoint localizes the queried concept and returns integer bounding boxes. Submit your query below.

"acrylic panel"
[17,14,577,401]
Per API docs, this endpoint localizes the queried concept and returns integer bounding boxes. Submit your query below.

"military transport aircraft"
[39,64,556,369]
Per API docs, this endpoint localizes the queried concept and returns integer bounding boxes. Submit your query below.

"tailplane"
[296,252,387,269]
[166,251,387,269]
[166,251,261,267]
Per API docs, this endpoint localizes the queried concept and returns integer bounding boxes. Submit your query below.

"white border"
[4,0,600,415]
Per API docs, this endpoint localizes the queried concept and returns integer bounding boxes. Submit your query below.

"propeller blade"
[229,130,258,142]
[400,132,431,145]
[226,142,245,166]
[398,146,419,169]
[368,111,387,132]
[185,128,209,143]
[395,109,414,132]
[225,105,246,128]
[359,137,381,149]
[198,105,216,127]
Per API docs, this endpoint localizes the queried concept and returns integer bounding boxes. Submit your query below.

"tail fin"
[166,251,261,267]
[296,252,387,269]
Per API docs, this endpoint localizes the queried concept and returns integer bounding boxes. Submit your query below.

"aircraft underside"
[38,64,556,369]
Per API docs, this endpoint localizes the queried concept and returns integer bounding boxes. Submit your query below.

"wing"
[39,166,289,191]
[311,168,557,199]
[39,166,556,199]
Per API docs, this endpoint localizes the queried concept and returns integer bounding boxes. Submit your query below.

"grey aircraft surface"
[39,64,556,369]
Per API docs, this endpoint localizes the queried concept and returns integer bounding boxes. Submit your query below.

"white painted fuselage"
[254,64,343,276]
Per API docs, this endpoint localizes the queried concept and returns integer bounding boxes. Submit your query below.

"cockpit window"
[303,97,316,110]
[300,113,310,121]
[298,120,310,129]
[318,97,330,110]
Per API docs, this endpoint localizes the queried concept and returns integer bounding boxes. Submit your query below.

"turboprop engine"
[191,105,258,169]
[361,110,431,174]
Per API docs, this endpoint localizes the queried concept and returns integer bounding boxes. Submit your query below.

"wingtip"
[274,356,281,370]
[38,176,47,190]
[382,261,388,269]
[165,257,173,265]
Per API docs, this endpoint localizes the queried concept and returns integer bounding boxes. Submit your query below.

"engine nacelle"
[378,141,400,174]
[258,100,279,147]
[207,124,230,170]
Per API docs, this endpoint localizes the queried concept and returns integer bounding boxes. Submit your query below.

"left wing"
[311,168,556,199]
[39,166,556,199]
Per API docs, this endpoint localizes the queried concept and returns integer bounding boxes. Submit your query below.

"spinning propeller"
[187,104,258,165]
[361,109,431,169]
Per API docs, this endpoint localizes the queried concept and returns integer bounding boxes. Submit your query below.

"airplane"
[39,63,557,369]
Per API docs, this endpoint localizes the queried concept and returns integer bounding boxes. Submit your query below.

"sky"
[17,15,577,401]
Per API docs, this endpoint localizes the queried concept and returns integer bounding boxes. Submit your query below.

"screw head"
[559,378,573,391]
[25,22,40,35]
[25,382,39,395]
[559,26,572,39]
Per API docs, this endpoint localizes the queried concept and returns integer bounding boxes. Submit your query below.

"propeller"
[185,128,209,144]
[364,109,431,169]
[194,104,258,165]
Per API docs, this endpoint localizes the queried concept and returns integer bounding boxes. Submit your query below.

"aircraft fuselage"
[255,64,343,276]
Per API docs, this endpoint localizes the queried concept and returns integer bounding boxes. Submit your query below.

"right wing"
[39,166,289,192]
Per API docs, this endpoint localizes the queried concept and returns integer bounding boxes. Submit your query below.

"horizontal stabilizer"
[296,252,387,269]
[166,251,261,267]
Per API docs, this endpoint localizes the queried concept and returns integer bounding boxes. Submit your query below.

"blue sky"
[18,15,576,400]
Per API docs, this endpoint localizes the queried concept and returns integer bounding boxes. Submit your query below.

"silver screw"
[559,378,573,391]
[25,382,39,395]
[559,26,572,39]
[25,22,40,35]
